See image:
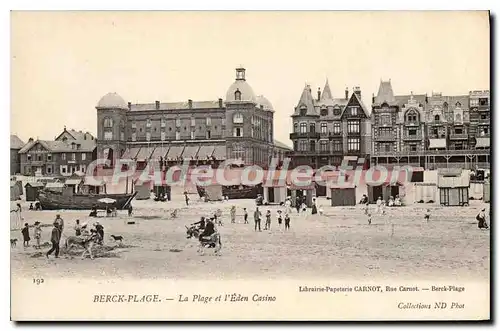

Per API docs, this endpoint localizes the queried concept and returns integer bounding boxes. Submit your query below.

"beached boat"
[37,190,137,210]
[197,184,261,200]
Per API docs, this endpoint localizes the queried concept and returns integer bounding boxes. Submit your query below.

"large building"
[10,135,25,175]
[95,67,292,170]
[18,128,96,176]
[370,80,490,170]
[289,80,371,168]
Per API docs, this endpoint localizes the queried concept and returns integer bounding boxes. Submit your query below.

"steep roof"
[342,92,370,117]
[10,135,25,149]
[130,100,222,111]
[374,80,397,106]
[293,85,317,116]
[395,94,427,109]
[320,79,333,102]
[19,139,96,154]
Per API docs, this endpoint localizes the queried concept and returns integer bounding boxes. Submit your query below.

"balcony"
[478,118,490,125]
[449,133,469,140]
[429,120,446,126]
[374,148,490,157]
[475,132,490,138]
[402,133,423,141]
[375,134,396,142]
[289,132,321,140]
[329,131,342,138]
[404,121,420,127]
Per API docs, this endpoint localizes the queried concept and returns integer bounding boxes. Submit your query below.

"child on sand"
[284,213,291,230]
[243,208,249,224]
[277,210,283,228]
[367,213,372,225]
[21,223,30,248]
[34,221,42,249]
[424,209,430,222]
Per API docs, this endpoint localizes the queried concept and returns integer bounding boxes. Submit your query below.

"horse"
[185,225,222,256]
[65,233,100,259]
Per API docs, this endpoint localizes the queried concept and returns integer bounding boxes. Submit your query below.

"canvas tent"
[437,168,470,206]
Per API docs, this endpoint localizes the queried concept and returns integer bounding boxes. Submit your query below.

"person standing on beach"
[295,196,301,214]
[243,208,249,224]
[254,207,262,232]
[74,219,82,236]
[46,222,61,259]
[277,210,283,229]
[54,214,64,234]
[376,197,383,215]
[265,210,271,230]
[21,223,30,248]
[34,221,42,249]
[184,191,189,206]
[284,212,291,230]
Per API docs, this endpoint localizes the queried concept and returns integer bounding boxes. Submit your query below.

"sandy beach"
[10,195,490,281]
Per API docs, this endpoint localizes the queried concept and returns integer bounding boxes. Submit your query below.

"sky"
[10,11,489,146]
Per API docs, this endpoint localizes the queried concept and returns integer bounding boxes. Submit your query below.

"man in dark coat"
[46,223,61,259]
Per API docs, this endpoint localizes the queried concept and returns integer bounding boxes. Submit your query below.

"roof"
[96,92,128,110]
[225,79,256,103]
[374,80,397,106]
[65,178,83,185]
[293,85,317,116]
[352,92,371,117]
[25,182,45,188]
[273,140,293,151]
[19,139,96,154]
[320,79,333,102]
[45,182,65,188]
[395,94,427,109]
[130,100,222,111]
[437,169,470,188]
[67,129,94,141]
[256,95,274,112]
[10,135,25,149]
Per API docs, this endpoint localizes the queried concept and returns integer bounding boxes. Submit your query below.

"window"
[380,114,391,126]
[333,122,341,134]
[410,144,417,152]
[47,166,52,174]
[380,127,392,136]
[175,131,180,140]
[455,114,462,122]
[293,141,298,151]
[333,107,341,116]
[104,117,113,128]
[81,153,86,161]
[408,129,417,136]
[320,108,328,116]
[71,153,76,161]
[320,140,329,152]
[434,115,440,121]
[350,107,358,116]
[479,98,488,106]
[61,166,66,174]
[347,121,360,134]
[234,128,243,137]
[309,140,316,152]
[320,123,327,134]
[299,106,307,116]
[309,123,315,133]
[299,122,307,133]
[160,131,166,141]
[131,121,137,129]
[234,90,241,101]
[406,110,418,122]
[61,153,66,161]
[233,113,243,124]
[480,114,487,120]
[206,117,211,126]
[190,131,195,140]
[470,99,479,107]
[131,132,136,141]
[347,138,360,151]
[146,119,151,127]
[27,154,32,161]
[120,130,125,141]
[191,117,196,127]
[146,132,151,141]
[37,155,42,161]
[294,123,298,133]
[383,143,392,152]
[161,118,166,128]
[206,130,211,139]
[455,128,463,134]
[455,143,463,150]
[47,153,52,161]
[332,140,342,151]
[455,102,461,107]
[299,140,308,151]
[443,102,448,112]
[104,131,113,140]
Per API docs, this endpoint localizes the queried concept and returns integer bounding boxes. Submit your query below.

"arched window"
[299,122,307,133]
[293,122,298,133]
[443,102,448,112]
[456,101,461,107]
[406,110,418,122]
[233,113,243,124]
[104,117,113,128]
[309,123,316,133]
[234,89,241,101]
[434,114,440,121]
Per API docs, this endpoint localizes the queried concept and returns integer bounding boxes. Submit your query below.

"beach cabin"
[329,183,357,207]
[483,180,490,203]
[65,178,83,194]
[289,183,316,208]
[44,182,65,193]
[262,181,287,205]
[367,181,404,203]
[153,184,171,201]
[437,168,470,206]
[10,180,22,201]
[413,183,438,203]
[25,182,45,201]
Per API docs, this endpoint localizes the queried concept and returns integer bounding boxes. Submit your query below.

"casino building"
[95,67,292,171]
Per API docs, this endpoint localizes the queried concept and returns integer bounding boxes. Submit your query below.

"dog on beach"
[110,235,124,243]
[10,239,17,248]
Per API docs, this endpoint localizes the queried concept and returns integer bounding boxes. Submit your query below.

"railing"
[402,133,423,141]
[374,148,490,157]
[329,132,342,137]
[449,133,469,140]
[428,120,446,126]
[475,133,490,138]
[375,134,396,141]
[289,132,321,140]
[427,162,490,170]
[293,150,343,156]
[478,118,490,125]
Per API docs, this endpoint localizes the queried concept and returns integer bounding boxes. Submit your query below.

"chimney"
[28,137,34,143]
[128,102,132,110]
[155,101,160,110]
[317,87,321,102]
[354,86,361,98]
[345,87,349,100]
[188,99,193,109]
[372,93,375,104]
[218,98,223,108]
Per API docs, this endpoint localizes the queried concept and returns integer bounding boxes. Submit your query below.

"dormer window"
[234,89,242,101]
[233,113,244,124]
[351,107,358,116]
[299,105,307,116]
[443,102,448,112]
[320,108,328,116]
[333,107,341,116]
[104,117,113,128]
[406,110,418,122]
[434,114,440,121]
[456,101,461,107]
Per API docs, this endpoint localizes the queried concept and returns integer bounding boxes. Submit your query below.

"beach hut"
[413,183,438,203]
[65,178,83,194]
[262,181,287,204]
[288,182,316,208]
[10,180,22,201]
[367,181,403,203]
[25,182,45,201]
[44,182,65,193]
[483,180,490,203]
[437,168,470,206]
[329,183,356,207]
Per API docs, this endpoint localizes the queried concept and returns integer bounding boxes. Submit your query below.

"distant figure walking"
[265,210,271,230]
[46,222,61,259]
[424,209,431,222]
[376,197,383,215]
[284,213,291,230]
[21,223,30,248]
[184,191,190,206]
[128,204,133,217]
[311,198,318,215]
[54,214,64,235]
[254,207,262,232]
[295,196,301,214]
[277,210,283,228]
[243,208,249,224]
[367,213,372,225]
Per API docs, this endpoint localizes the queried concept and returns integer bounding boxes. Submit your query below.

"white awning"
[475,137,490,148]
[429,138,447,149]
